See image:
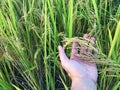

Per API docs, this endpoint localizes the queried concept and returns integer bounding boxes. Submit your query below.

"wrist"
[71,77,97,90]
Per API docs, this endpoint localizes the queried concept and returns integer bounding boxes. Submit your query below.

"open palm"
[58,34,98,83]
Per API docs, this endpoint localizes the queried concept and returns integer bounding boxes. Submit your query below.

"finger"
[70,42,78,60]
[83,34,89,38]
[90,37,95,45]
[58,45,69,62]
[58,45,70,72]
[93,49,98,56]
[80,34,89,54]
[87,37,95,55]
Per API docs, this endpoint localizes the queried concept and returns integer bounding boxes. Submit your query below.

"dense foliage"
[0,0,120,90]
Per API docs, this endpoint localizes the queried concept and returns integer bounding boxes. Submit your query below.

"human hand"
[58,34,98,83]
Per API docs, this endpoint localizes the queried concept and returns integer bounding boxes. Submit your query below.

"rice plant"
[0,0,120,90]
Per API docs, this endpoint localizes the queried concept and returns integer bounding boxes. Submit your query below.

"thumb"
[58,45,70,73]
[58,45,69,62]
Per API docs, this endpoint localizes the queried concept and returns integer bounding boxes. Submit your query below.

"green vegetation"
[0,0,120,90]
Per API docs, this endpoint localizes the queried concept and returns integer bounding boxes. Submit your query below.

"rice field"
[0,0,120,90]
